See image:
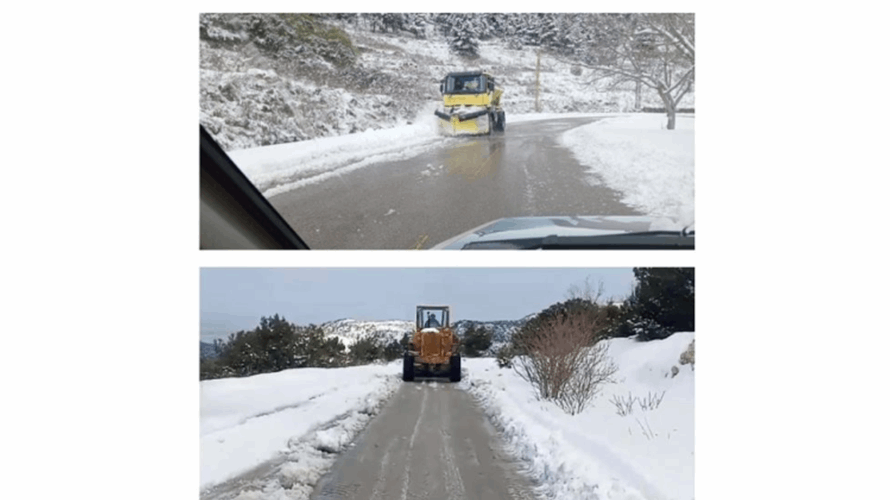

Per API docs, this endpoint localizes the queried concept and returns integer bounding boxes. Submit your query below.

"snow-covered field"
[462,332,695,500]
[560,114,695,224]
[200,364,400,494]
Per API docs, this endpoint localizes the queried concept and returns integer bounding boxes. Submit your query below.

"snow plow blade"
[457,109,489,121]
[436,111,490,136]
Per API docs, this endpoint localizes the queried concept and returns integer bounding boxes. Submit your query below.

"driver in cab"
[424,312,440,328]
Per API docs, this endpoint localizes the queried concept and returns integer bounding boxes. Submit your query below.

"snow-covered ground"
[201,332,693,499]
[200,364,400,494]
[461,332,694,500]
[560,114,695,224]
[201,14,694,151]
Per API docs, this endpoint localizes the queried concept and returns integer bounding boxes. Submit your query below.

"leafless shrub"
[495,343,515,369]
[636,416,655,440]
[513,310,617,415]
[610,393,637,416]
[638,390,666,411]
[679,339,695,369]
[611,390,666,416]
[565,275,604,303]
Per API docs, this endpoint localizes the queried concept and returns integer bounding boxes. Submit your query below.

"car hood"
[432,215,691,249]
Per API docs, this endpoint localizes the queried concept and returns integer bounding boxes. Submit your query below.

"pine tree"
[463,325,493,357]
[350,334,383,365]
[449,23,479,58]
[383,340,402,361]
[619,268,695,340]
[399,332,412,350]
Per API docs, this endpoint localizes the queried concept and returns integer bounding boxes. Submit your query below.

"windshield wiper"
[460,231,694,250]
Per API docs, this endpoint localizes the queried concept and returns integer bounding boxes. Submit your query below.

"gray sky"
[200,268,634,342]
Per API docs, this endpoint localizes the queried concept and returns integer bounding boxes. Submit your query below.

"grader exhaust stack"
[403,305,461,382]
[435,71,505,136]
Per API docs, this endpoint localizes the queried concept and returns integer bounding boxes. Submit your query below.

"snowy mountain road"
[268,117,640,249]
[310,380,537,500]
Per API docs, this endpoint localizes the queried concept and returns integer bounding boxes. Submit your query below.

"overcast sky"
[200,268,634,342]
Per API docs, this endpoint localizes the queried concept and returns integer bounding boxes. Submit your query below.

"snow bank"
[508,112,616,124]
[228,102,452,197]
[559,114,695,224]
[200,363,400,494]
[461,332,694,500]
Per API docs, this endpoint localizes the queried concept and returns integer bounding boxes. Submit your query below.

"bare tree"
[582,13,694,129]
[565,275,605,303]
[513,309,617,415]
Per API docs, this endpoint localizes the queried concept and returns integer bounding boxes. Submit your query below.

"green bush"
[462,325,493,357]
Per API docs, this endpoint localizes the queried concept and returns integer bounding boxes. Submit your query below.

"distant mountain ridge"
[201,316,530,358]
[200,341,220,360]
[320,317,529,355]
[320,319,414,348]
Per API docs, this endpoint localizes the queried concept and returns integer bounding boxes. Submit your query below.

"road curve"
[269,116,639,249]
[310,381,538,500]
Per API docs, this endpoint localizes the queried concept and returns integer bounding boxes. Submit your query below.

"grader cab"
[403,305,461,382]
[434,71,505,136]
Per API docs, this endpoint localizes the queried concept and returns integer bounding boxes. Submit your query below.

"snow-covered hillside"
[318,317,527,355]
[453,318,527,354]
[319,319,413,348]
[462,332,695,500]
[200,14,693,151]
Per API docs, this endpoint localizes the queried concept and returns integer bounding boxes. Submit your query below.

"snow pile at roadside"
[200,363,400,496]
[461,332,694,500]
[559,114,694,224]
[508,112,615,124]
[228,102,451,197]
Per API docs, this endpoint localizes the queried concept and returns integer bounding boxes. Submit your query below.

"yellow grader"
[403,305,461,382]
[434,71,505,136]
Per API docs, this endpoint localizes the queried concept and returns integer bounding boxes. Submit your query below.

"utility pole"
[635,80,642,111]
[535,50,542,113]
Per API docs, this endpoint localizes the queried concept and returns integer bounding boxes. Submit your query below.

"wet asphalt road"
[310,381,538,500]
[269,117,640,249]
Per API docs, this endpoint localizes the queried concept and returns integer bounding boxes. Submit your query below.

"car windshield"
[200,13,695,249]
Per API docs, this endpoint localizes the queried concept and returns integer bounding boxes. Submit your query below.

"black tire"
[449,355,461,382]
[403,355,415,382]
[498,111,506,132]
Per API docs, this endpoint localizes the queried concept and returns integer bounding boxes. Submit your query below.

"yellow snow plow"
[434,71,505,136]
[403,305,461,382]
